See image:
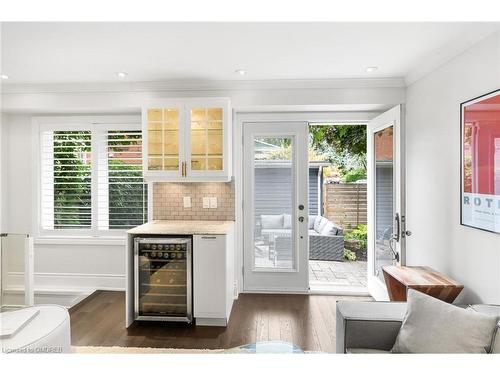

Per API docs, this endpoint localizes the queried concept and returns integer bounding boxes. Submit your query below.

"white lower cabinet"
[193,232,234,326]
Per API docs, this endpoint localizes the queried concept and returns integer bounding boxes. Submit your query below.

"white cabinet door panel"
[193,235,226,318]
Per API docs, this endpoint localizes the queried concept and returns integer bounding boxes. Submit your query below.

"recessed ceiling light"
[1,74,9,80]
[116,71,128,78]
[235,69,246,76]
[365,66,378,73]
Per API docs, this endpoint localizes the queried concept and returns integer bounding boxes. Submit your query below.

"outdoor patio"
[309,260,367,287]
[254,239,368,290]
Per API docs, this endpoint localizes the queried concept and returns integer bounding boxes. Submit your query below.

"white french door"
[243,122,309,292]
[367,105,407,300]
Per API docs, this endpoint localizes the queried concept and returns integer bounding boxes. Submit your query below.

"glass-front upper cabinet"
[142,98,231,182]
[146,107,181,173]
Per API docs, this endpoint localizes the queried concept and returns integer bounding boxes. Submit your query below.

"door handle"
[392,213,400,242]
[298,216,304,222]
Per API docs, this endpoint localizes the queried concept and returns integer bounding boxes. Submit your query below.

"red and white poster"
[461,89,500,234]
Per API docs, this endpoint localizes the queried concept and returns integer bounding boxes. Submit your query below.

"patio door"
[243,122,309,292]
[367,105,408,300]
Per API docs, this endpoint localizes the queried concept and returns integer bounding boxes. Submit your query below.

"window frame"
[34,115,152,239]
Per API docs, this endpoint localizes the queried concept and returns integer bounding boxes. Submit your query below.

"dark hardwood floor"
[69,290,371,353]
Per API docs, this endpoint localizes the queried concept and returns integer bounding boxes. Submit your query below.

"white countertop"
[127,220,234,235]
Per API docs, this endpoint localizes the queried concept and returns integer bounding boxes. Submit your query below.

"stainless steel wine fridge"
[134,237,192,323]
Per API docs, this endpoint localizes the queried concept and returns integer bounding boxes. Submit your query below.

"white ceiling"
[1,22,498,85]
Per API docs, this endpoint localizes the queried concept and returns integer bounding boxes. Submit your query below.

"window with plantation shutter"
[97,129,148,230]
[41,130,93,230]
[39,117,149,235]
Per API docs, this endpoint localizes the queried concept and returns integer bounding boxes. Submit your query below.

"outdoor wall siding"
[308,168,320,215]
[153,181,235,221]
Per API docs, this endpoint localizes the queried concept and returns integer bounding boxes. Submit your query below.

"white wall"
[1,82,405,305]
[0,114,126,305]
[406,31,500,304]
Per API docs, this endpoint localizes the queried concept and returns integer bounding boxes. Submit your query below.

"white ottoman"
[1,305,71,353]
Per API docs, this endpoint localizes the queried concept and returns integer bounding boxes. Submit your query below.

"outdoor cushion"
[320,221,338,236]
[308,215,317,229]
[392,289,499,353]
[283,214,292,229]
[313,216,328,233]
[261,215,284,229]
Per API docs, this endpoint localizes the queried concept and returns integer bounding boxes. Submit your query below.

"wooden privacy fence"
[323,182,367,229]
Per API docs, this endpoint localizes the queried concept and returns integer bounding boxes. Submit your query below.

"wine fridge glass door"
[134,238,192,322]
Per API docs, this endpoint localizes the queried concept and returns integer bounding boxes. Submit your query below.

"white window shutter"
[40,130,92,230]
[97,129,148,230]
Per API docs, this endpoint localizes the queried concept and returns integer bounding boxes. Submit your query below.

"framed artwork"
[461,88,500,234]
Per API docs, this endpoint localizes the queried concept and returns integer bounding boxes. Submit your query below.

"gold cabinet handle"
[182,161,186,177]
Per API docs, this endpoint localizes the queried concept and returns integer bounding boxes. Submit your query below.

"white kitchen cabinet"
[142,98,231,182]
[193,230,234,326]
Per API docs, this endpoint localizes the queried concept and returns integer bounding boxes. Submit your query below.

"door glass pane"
[253,137,295,270]
[374,126,394,281]
[190,107,223,171]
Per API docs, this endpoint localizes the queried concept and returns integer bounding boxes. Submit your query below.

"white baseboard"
[6,271,125,291]
[2,288,95,308]
[3,271,125,308]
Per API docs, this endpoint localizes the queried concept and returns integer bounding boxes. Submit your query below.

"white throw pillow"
[308,215,317,230]
[392,289,499,353]
[313,217,328,233]
[320,221,338,236]
[261,215,284,229]
[283,214,292,229]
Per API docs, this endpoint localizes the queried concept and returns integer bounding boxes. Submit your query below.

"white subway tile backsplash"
[152,181,235,221]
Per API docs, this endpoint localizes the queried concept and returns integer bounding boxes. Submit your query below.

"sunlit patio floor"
[309,260,367,287]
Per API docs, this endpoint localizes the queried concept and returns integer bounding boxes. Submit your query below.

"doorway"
[307,123,368,294]
[240,106,405,298]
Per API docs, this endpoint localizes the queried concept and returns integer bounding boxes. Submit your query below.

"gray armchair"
[336,300,500,354]
[336,301,406,353]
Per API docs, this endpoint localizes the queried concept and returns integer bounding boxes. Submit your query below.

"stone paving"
[309,260,367,287]
[254,242,367,289]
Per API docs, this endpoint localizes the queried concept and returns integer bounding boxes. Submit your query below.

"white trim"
[2,77,406,95]
[5,271,125,293]
[233,108,383,296]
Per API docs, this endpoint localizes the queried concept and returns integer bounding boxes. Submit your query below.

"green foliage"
[53,131,92,229]
[343,168,367,183]
[344,224,368,250]
[310,124,366,159]
[309,125,367,178]
[343,249,357,261]
[106,131,147,229]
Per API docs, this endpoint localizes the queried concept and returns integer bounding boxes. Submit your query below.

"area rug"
[72,346,227,354]
[72,343,318,354]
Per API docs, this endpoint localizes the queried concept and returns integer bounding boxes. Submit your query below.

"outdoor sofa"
[259,214,344,262]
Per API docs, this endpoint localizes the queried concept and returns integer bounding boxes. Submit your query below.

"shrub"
[344,224,367,249]
[343,249,357,261]
[343,168,366,183]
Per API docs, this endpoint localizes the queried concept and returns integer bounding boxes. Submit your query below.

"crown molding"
[1,77,406,95]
